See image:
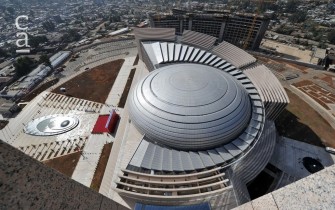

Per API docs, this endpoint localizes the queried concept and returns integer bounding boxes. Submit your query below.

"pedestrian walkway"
[71,134,109,187]
[101,56,137,114]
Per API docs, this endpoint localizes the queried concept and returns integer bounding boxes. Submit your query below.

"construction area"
[150,11,270,50]
[261,39,320,64]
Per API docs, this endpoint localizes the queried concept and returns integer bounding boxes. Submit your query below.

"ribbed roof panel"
[212,41,257,68]
[181,30,216,50]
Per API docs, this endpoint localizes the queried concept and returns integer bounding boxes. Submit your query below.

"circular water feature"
[25,114,79,136]
[302,157,324,174]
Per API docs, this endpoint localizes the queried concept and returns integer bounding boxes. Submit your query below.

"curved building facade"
[115,28,289,209]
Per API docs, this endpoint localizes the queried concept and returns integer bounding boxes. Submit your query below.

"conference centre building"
[4,26,335,210]
[111,28,290,209]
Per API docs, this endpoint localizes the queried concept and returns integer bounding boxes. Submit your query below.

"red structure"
[92,111,119,134]
[106,110,120,133]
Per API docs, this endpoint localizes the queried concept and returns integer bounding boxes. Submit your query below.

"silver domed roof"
[129,64,252,150]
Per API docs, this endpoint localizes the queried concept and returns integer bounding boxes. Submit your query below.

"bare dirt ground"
[256,55,309,74]
[43,152,82,177]
[22,78,59,102]
[90,143,113,191]
[275,89,335,148]
[133,54,139,66]
[52,59,125,103]
[0,120,8,130]
[261,39,319,64]
[118,68,136,108]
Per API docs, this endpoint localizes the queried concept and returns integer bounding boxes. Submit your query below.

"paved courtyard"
[0,92,102,161]
[270,137,335,190]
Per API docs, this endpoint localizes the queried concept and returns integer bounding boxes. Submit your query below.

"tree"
[110,15,121,23]
[286,0,300,13]
[3,43,17,57]
[328,30,335,45]
[275,25,295,35]
[0,48,8,58]
[29,35,48,48]
[42,20,55,32]
[39,54,51,68]
[14,57,34,77]
[134,18,141,25]
[289,11,307,23]
[6,7,15,15]
[29,10,35,18]
[319,42,327,49]
[61,29,81,43]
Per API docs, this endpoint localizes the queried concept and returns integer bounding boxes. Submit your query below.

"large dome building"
[114,28,289,209]
[129,64,252,150]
